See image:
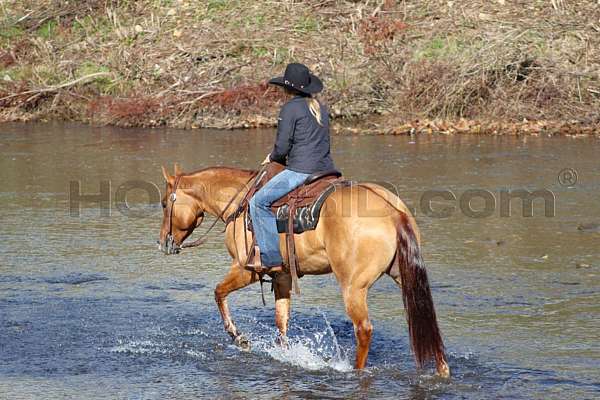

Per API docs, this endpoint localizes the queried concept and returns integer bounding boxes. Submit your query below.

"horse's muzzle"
[158,234,181,255]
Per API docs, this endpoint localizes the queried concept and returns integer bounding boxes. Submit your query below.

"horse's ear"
[174,163,182,176]
[161,165,174,184]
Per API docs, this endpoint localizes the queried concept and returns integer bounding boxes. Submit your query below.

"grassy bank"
[1,0,599,135]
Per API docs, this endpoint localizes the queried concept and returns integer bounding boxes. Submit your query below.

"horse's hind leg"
[215,263,257,347]
[343,287,373,369]
[273,272,292,345]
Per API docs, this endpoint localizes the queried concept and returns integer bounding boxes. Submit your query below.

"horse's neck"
[184,168,253,220]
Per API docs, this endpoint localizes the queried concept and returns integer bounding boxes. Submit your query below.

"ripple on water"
[42,273,109,285]
[143,280,206,291]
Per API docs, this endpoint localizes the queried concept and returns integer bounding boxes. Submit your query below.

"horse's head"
[158,164,205,255]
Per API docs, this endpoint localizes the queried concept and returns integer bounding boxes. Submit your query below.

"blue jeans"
[249,169,310,266]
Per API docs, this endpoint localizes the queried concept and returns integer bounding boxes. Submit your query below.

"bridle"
[164,175,184,254]
[163,168,264,254]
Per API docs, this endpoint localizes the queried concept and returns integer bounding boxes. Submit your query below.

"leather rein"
[165,169,263,253]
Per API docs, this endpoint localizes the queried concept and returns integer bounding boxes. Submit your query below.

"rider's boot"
[245,245,283,273]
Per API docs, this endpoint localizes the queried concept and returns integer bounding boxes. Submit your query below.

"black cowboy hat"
[268,63,323,95]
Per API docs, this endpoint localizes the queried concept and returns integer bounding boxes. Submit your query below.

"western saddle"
[227,162,345,294]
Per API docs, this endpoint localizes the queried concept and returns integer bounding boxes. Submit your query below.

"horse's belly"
[296,251,332,275]
[279,231,331,275]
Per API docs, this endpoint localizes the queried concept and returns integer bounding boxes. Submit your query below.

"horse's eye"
[161,201,166,209]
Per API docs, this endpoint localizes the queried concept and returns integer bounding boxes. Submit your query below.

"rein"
[166,168,262,252]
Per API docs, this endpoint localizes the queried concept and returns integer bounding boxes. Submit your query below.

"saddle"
[228,162,344,294]
[267,163,342,232]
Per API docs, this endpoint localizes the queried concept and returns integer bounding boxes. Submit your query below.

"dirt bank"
[1,1,599,135]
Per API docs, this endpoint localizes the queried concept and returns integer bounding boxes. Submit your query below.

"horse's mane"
[183,165,257,178]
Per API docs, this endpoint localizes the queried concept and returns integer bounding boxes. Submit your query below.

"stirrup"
[245,245,283,273]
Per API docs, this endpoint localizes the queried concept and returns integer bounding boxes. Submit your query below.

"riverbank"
[1,1,599,135]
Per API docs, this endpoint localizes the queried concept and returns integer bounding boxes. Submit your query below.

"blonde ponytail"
[306,97,323,126]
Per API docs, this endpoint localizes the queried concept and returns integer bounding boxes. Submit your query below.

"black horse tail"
[393,213,446,369]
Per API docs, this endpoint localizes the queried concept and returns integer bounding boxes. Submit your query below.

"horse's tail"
[394,212,446,369]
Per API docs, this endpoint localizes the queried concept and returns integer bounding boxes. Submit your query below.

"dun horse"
[158,164,450,377]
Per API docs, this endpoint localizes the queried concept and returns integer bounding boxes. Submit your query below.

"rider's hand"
[261,153,271,165]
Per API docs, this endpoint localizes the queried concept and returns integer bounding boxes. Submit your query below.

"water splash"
[252,312,353,372]
[108,337,209,360]
[109,339,168,355]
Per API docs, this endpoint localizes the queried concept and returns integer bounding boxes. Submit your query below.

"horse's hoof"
[234,334,251,351]
[437,361,451,378]
[275,335,289,348]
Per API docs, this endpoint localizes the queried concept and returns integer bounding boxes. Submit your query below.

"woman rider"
[249,63,336,270]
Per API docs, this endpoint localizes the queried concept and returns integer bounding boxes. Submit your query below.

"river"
[0,123,599,399]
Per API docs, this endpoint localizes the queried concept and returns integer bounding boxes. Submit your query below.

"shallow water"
[0,123,599,399]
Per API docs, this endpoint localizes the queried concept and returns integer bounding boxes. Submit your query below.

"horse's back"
[350,182,420,244]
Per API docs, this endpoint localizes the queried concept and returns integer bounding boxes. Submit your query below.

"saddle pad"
[275,181,350,234]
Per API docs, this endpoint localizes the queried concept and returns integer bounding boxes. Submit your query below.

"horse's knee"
[214,286,225,303]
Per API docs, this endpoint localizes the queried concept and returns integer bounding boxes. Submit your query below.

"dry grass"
[0,0,598,133]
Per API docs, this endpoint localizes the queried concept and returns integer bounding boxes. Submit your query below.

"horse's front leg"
[273,272,292,346]
[214,263,258,347]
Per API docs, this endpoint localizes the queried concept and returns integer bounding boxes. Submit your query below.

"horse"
[158,163,450,377]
